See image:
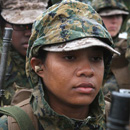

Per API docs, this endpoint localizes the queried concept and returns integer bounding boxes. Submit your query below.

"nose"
[111,16,118,23]
[76,59,94,78]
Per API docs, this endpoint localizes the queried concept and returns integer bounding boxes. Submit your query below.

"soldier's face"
[5,22,31,56]
[102,15,123,37]
[32,47,104,118]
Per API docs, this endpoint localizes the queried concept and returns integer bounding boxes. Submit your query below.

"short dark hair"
[0,16,6,36]
[37,49,48,63]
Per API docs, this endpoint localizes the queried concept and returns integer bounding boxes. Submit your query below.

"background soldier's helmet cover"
[0,0,48,24]
[92,0,129,19]
[26,0,118,88]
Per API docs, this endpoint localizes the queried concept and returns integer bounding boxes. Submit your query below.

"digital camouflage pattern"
[92,0,128,14]
[1,0,48,24]
[0,0,115,129]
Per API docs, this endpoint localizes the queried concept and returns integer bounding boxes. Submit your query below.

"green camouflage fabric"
[126,19,130,68]
[0,45,31,106]
[1,0,48,24]
[0,0,115,129]
[92,0,129,14]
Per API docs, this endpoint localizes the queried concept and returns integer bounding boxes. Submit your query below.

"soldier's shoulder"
[0,115,8,130]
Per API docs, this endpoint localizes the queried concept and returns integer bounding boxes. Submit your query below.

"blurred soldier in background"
[92,0,130,94]
[0,0,48,105]
[126,19,130,69]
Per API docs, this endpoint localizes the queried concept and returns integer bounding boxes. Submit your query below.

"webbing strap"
[0,106,35,130]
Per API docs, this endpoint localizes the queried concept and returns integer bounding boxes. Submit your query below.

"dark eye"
[64,55,76,61]
[91,56,103,62]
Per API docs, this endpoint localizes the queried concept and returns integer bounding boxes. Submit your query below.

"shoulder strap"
[0,106,35,130]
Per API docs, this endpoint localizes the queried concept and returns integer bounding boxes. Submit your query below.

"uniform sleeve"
[0,115,8,130]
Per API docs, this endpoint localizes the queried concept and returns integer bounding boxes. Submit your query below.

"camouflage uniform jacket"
[0,46,30,105]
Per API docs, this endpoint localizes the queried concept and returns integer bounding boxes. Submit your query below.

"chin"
[72,99,94,106]
[110,32,118,38]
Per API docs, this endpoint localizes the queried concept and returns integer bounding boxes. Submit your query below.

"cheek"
[43,64,69,92]
[95,64,104,87]
[117,19,123,30]
[12,33,20,46]
[102,19,109,28]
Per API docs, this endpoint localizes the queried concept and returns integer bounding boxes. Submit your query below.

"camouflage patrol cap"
[28,0,118,56]
[1,0,48,24]
[92,0,129,17]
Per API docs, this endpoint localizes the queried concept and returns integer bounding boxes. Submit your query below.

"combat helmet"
[92,0,129,19]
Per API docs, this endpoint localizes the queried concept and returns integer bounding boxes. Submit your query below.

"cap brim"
[99,9,129,16]
[1,9,44,24]
[43,38,120,55]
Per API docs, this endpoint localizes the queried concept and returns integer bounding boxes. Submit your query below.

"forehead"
[47,46,105,54]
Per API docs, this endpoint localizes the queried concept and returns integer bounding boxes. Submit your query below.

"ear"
[31,57,44,77]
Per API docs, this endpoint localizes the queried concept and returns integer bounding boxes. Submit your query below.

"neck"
[48,99,89,120]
